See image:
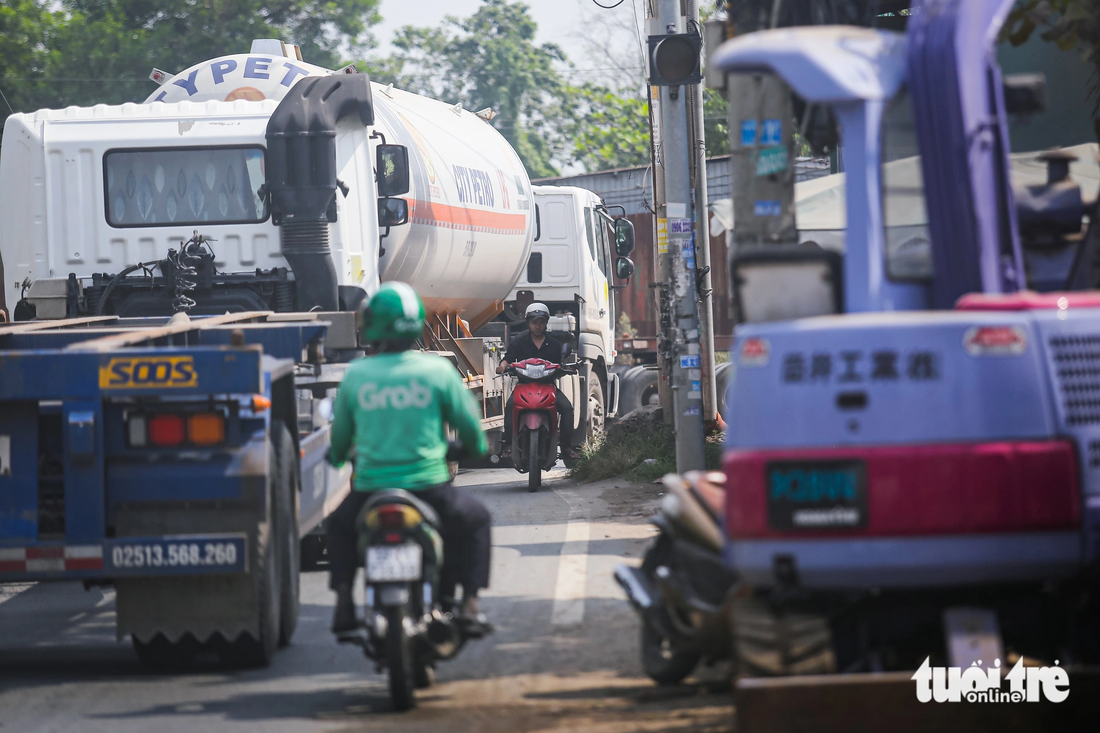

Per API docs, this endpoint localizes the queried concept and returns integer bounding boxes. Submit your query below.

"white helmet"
[525,302,550,322]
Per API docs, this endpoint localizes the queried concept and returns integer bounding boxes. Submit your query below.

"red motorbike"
[506,358,577,492]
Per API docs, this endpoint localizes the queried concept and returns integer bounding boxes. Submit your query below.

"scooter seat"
[361,489,441,529]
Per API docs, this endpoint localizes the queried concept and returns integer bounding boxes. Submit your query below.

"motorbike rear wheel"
[528,431,541,493]
[385,606,417,711]
[641,620,700,685]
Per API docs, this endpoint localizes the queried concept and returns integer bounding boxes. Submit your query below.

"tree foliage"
[0,0,380,113]
[368,0,570,178]
[1004,1,1100,111]
[569,85,651,171]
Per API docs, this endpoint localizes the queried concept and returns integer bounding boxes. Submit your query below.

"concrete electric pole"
[645,2,673,424]
[687,0,719,427]
[651,0,706,471]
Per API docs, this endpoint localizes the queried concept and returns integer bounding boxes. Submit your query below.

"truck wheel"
[271,422,300,647]
[528,431,541,493]
[619,366,658,415]
[641,621,700,685]
[731,596,836,676]
[386,606,417,711]
[219,452,282,668]
[586,377,606,442]
[132,633,197,671]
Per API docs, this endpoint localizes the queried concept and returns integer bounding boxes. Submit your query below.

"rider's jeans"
[327,482,492,601]
[502,388,574,451]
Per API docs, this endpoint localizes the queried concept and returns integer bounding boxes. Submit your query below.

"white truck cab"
[504,184,637,438]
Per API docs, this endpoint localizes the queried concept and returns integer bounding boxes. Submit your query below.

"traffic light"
[648,33,703,91]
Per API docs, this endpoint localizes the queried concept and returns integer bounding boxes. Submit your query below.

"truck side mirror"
[377,144,410,197]
[614,218,635,256]
[378,197,409,227]
[615,256,635,280]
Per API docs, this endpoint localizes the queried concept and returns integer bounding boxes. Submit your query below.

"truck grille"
[1049,335,1100,426]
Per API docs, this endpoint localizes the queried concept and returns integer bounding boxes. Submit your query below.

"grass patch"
[570,414,724,483]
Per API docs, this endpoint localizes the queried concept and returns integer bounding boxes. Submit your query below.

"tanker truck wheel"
[619,366,659,415]
[586,377,606,444]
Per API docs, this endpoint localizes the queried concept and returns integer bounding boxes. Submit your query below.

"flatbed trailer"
[0,311,348,666]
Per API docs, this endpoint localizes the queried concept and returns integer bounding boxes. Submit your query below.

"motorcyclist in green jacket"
[327,281,491,634]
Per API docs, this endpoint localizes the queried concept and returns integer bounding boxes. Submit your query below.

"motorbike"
[339,447,488,710]
[505,357,577,492]
[614,471,738,685]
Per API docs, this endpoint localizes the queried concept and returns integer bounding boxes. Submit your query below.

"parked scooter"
[505,356,577,492]
[340,445,489,710]
[615,471,738,684]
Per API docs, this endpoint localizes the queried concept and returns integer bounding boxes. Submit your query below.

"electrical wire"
[591,0,628,8]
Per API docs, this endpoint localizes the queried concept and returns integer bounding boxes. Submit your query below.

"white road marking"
[0,582,33,607]
[550,490,590,626]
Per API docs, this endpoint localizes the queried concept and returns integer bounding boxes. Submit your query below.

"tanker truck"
[0,39,615,665]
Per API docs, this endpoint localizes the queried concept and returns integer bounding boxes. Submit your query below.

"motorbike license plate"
[366,544,423,582]
[766,461,867,530]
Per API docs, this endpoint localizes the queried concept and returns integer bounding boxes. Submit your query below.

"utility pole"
[645,1,673,423]
[687,0,718,426]
[654,0,706,471]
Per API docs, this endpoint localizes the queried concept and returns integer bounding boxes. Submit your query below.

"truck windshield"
[882,88,932,280]
[104,146,267,227]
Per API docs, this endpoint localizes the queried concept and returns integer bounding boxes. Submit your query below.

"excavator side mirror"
[378,197,409,227]
[614,218,635,257]
[376,144,410,197]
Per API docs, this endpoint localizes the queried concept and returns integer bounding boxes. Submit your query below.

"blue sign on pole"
[740,119,757,146]
[762,118,782,145]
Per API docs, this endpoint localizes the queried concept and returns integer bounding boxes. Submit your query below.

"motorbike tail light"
[367,504,422,530]
[384,532,403,544]
[148,414,185,447]
[378,505,407,529]
[128,414,147,447]
[188,412,225,446]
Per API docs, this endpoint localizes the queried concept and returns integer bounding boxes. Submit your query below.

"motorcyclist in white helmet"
[496,303,577,460]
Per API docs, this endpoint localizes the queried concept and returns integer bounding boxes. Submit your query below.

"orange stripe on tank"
[408,200,527,235]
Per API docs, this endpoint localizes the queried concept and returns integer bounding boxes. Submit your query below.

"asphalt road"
[0,468,733,733]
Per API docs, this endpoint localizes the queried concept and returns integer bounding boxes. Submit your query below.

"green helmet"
[360,282,425,342]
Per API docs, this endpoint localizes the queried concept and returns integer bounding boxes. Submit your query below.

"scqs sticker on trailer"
[99,356,198,389]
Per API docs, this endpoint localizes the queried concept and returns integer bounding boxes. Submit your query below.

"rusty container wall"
[613,210,733,351]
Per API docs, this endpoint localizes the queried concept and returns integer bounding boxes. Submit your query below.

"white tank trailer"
[1,41,535,327]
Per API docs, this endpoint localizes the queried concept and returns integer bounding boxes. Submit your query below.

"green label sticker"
[756,145,789,176]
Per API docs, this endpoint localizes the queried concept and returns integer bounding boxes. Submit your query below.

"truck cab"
[503,185,636,441]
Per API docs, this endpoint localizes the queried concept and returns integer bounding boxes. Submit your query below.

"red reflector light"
[378,506,406,530]
[963,325,1028,356]
[384,532,403,544]
[739,337,770,366]
[148,414,185,446]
